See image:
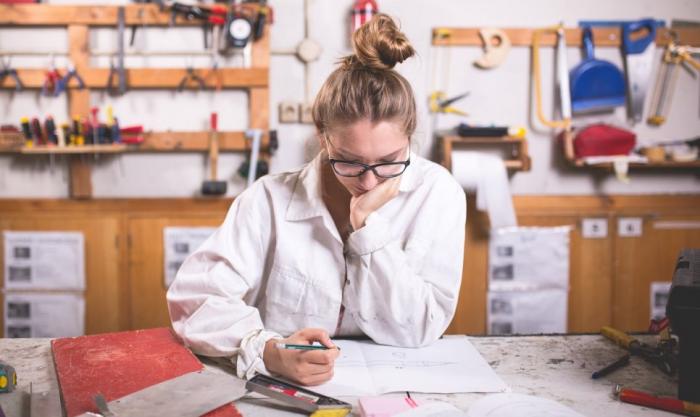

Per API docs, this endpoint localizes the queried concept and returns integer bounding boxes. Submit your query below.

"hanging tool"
[532,23,572,130]
[647,39,700,126]
[177,66,206,91]
[107,7,127,96]
[254,0,272,40]
[0,56,23,91]
[0,361,17,393]
[429,91,469,116]
[224,1,254,49]
[205,25,224,91]
[44,116,58,145]
[20,117,32,147]
[569,26,626,113]
[72,116,84,146]
[622,19,658,124]
[474,28,511,69]
[201,112,227,196]
[41,57,63,97]
[169,2,227,49]
[599,326,677,376]
[351,0,378,33]
[62,60,85,90]
[238,129,266,187]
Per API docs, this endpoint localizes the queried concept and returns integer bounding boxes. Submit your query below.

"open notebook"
[313,336,509,397]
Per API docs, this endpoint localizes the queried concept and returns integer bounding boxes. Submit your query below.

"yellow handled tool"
[601,326,636,349]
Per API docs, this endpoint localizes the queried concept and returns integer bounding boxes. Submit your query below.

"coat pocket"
[265,264,340,317]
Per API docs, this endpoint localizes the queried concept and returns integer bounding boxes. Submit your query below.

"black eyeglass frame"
[328,156,411,178]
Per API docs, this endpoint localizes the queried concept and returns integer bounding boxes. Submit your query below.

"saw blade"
[75,370,247,417]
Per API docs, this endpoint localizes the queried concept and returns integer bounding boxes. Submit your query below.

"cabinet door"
[127,215,225,330]
[614,214,700,331]
[517,214,613,333]
[0,215,123,335]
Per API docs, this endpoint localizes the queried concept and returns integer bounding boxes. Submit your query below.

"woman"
[167,13,466,386]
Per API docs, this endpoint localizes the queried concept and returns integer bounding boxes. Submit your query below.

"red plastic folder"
[51,327,242,417]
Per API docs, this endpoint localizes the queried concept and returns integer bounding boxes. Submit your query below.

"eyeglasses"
[329,156,411,178]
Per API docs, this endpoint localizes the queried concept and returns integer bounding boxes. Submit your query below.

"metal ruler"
[75,370,247,417]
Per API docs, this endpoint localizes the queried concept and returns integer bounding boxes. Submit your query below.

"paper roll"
[451,151,517,229]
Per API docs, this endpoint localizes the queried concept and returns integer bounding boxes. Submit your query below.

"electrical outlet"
[618,217,643,237]
[581,218,608,239]
[278,101,299,123]
[299,103,313,124]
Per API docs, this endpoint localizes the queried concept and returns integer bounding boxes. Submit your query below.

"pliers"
[0,57,23,92]
[62,62,85,90]
[178,66,205,92]
[42,68,63,97]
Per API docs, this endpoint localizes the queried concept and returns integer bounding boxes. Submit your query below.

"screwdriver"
[30,118,44,145]
[72,116,84,146]
[45,116,58,145]
[20,117,32,147]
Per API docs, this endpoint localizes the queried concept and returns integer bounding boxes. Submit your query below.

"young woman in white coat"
[167,13,466,387]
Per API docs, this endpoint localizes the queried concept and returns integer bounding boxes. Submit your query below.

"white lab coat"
[167,151,466,379]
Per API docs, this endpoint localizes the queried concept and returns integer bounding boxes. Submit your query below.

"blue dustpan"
[570,27,626,113]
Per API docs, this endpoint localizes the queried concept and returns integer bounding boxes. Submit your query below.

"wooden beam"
[432,27,700,47]
[0,68,268,90]
[137,131,250,152]
[0,4,260,27]
[68,25,93,199]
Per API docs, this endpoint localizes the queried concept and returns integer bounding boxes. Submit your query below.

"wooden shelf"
[432,27,700,47]
[0,131,270,154]
[20,144,127,154]
[572,159,700,170]
[439,135,531,172]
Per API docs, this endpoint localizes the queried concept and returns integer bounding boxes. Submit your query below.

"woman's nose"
[358,169,379,190]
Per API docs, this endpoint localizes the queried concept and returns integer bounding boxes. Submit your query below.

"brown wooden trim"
[0,68,268,90]
[432,27,700,47]
[0,4,261,27]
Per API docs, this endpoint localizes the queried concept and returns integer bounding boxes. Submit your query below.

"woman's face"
[323,119,410,197]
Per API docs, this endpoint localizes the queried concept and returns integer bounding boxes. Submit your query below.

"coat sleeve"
[166,182,282,379]
[341,177,467,347]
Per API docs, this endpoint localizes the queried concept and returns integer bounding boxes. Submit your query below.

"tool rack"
[0,3,271,198]
[432,25,700,171]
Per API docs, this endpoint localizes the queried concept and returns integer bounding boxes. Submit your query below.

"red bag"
[573,124,636,158]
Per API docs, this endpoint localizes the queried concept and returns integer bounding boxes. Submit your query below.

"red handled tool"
[614,385,700,416]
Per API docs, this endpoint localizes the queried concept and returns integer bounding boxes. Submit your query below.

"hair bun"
[349,13,415,71]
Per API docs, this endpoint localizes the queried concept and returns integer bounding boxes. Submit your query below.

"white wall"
[1,0,699,198]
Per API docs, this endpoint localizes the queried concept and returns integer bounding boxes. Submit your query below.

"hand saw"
[75,370,247,417]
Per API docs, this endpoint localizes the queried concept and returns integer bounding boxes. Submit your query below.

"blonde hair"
[311,13,417,138]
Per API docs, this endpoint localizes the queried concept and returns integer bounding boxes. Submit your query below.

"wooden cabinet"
[127,215,225,330]
[446,195,700,335]
[0,213,123,335]
[1,196,698,336]
[613,213,700,332]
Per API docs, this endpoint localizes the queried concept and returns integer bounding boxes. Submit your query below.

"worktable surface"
[0,334,678,417]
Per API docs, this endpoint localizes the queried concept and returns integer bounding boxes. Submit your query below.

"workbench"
[0,334,678,416]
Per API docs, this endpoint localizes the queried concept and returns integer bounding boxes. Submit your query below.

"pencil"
[275,343,339,351]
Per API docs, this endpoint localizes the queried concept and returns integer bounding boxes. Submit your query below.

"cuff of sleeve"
[346,212,392,256]
[235,329,283,380]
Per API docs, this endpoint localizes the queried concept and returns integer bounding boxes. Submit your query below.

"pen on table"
[591,353,630,379]
[275,343,340,351]
[614,385,700,417]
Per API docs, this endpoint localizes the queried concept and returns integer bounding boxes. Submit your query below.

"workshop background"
[0,0,699,339]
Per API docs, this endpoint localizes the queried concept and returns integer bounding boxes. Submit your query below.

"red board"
[51,327,242,417]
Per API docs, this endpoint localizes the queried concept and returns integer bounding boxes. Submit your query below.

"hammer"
[202,112,227,196]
